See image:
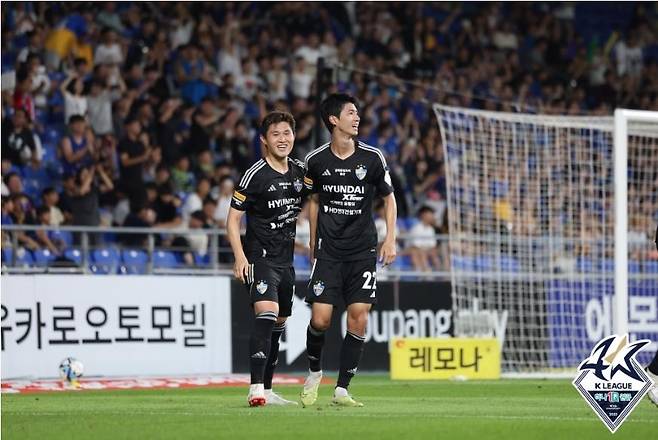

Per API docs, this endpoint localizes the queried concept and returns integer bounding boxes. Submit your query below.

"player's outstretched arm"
[380,193,397,266]
[227,207,249,283]
[308,194,319,258]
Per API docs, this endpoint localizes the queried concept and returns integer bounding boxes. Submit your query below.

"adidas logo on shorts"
[251,351,267,359]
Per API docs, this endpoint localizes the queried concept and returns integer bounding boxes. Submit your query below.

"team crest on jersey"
[355,165,367,180]
[572,333,654,433]
[313,281,325,296]
[293,178,303,193]
[256,280,268,294]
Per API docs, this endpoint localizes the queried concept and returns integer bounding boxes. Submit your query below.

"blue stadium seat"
[404,217,419,230]
[153,250,180,268]
[474,256,493,272]
[293,253,311,271]
[576,257,594,273]
[499,256,521,272]
[42,143,58,163]
[643,260,658,274]
[451,255,475,271]
[391,254,413,270]
[64,248,82,265]
[121,249,148,274]
[601,259,615,273]
[1,248,34,267]
[90,248,120,274]
[628,260,641,273]
[49,230,73,248]
[32,249,57,267]
[194,252,211,267]
[44,126,62,144]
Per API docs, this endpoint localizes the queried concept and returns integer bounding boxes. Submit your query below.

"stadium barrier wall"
[231,280,453,372]
[1,275,232,379]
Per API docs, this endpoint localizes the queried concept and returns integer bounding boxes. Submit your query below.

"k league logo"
[572,334,654,433]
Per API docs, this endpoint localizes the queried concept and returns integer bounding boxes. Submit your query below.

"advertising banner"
[1,275,232,378]
[231,280,453,372]
[390,337,500,380]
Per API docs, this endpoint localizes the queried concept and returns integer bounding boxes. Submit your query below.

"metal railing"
[0,224,453,280]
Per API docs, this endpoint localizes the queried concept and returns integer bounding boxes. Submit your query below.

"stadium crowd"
[1,2,657,272]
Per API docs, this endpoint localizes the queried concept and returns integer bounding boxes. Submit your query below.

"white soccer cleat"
[265,389,299,405]
[300,370,322,407]
[647,370,658,407]
[248,383,266,407]
[331,386,364,407]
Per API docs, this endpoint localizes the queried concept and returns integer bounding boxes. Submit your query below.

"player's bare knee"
[310,317,330,331]
[347,312,368,334]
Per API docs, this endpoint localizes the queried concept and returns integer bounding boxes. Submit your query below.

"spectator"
[2,108,42,168]
[175,43,215,105]
[407,206,442,272]
[1,197,14,225]
[173,210,208,265]
[170,155,195,193]
[295,202,311,257]
[87,76,125,136]
[202,197,219,228]
[13,68,35,122]
[290,56,313,99]
[189,97,221,155]
[118,117,150,196]
[213,175,234,228]
[40,187,64,227]
[153,184,183,229]
[121,201,156,247]
[181,177,211,221]
[25,53,51,109]
[7,193,39,252]
[4,173,26,197]
[34,206,62,256]
[60,114,95,175]
[60,166,113,227]
[60,73,88,123]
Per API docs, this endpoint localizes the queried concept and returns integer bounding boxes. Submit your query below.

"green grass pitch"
[2,375,656,439]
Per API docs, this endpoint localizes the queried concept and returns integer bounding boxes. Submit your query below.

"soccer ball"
[58,357,84,382]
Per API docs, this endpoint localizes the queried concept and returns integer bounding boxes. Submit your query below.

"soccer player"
[227,111,307,407]
[300,93,397,407]
[647,224,658,407]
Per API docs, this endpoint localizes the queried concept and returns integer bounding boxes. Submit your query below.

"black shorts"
[305,258,377,306]
[245,261,295,317]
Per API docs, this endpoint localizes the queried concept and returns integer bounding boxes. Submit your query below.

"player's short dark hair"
[320,93,358,133]
[260,111,296,137]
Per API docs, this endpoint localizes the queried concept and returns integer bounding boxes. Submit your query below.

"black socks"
[264,321,285,389]
[249,311,276,384]
[337,330,365,389]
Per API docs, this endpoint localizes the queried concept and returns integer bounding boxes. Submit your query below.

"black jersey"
[304,141,394,261]
[231,158,307,266]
